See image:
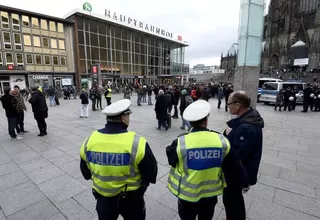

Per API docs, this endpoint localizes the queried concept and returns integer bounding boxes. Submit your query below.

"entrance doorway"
[0,81,10,95]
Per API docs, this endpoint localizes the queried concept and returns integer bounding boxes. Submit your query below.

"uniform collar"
[98,122,128,134]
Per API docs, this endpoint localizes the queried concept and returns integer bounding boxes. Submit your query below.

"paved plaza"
[0,94,320,220]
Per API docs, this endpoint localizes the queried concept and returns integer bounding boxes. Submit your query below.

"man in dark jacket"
[0,87,23,140]
[223,91,264,220]
[29,87,49,136]
[302,83,314,112]
[224,85,233,112]
[172,86,180,118]
[155,90,168,130]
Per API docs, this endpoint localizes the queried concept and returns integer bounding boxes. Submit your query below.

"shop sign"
[83,2,92,12]
[105,9,173,39]
[32,75,48,80]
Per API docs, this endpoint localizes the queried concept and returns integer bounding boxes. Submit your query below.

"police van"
[258,78,282,102]
[260,81,306,104]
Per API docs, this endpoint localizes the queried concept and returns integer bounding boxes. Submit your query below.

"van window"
[282,84,304,91]
[262,83,278,90]
[259,80,268,88]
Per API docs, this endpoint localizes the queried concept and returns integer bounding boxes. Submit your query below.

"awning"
[293,58,309,66]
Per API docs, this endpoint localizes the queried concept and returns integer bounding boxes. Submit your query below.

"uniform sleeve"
[79,137,91,180]
[166,139,178,167]
[138,142,158,184]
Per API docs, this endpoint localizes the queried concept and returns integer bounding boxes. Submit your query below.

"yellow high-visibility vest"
[106,89,112,98]
[167,131,230,202]
[80,130,146,197]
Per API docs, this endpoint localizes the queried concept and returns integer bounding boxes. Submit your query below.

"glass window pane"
[1,12,9,29]
[23,34,31,46]
[6,53,13,64]
[58,39,65,50]
[60,56,66,66]
[51,39,57,48]
[90,33,98,46]
[90,20,98,33]
[41,19,48,30]
[49,21,56,31]
[52,56,59,65]
[99,22,106,34]
[99,35,106,48]
[14,33,21,44]
[22,15,29,26]
[12,14,20,30]
[0,53,2,64]
[16,53,23,65]
[31,17,39,28]
[91,47,99,60]
[79,45,85,59]
[3,32,10,43]
[26,54,33,64]
[44,55,50,65]
[35,54,42,65]
[78,30,84,44]
[42,37,49,48]
[57,23,64,33]
[33,36,40,47]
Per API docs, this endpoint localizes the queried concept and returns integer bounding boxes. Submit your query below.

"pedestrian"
[79,99,158,220]
[104,86,113,106]
[89,87,97,111]
[29,87,49,136]
[147,86,153,105]
[223,91,264,220]
[217,87,224,109]
[166,100,249,220]
[0,87,23,140]
[179,89,192,130]
[172,86,180,118]
[155,90,168,130]
[274,89,283,111]
[12,85,28,134]
[48,86,56,106]
[79,89,89,118]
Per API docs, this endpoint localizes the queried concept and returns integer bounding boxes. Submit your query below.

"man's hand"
[225,127,233,135]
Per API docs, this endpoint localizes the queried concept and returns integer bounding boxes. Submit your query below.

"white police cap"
[102,99,132,116]
[183,100,211,122]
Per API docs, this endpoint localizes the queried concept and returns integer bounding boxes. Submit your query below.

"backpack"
[165,93,172,104]
[185,96,193,107]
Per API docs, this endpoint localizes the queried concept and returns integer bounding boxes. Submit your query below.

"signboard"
[91,64,100,86]
[32,75,49,80]
[83,2,92,12]
[293,58,309,66]
[61,78,72,86]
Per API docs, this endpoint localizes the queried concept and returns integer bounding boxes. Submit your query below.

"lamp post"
[234,0,265,108]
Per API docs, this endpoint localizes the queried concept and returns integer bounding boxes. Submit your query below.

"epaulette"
[178,132,188,137]
[210,130,222,134]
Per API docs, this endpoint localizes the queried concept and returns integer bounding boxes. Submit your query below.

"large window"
[11,14,20,30]
[33,36,41,47]
[52,56,59,65]
[14,33,22,50]
[23,34,32,46]
[2,32,12,49]
[35,54,42,65]
[57,23,64,33]
[0,12,9,29]
[41,19,48,30]
[42,37,49,48]
[49,21,56,31]
[58,39,65,50]
[44,55,51,65]
[26,54,33,64]
[5,52,13,65]
[22,15,29,27]
[0,53,3,66]
[31,17,39,28]
[51,39,57,49]
[16,53,24,66]
[60,56,67,66]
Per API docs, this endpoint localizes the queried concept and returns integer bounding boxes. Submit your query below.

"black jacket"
[29,90,48,113]
[225,108,264,185]
[155,94,168,120]
[0,94,19,118]
[80,122,158,193]
[166,128,249,189]
[80,92,89,104]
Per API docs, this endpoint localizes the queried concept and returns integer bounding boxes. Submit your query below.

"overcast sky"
[4,0,270,67]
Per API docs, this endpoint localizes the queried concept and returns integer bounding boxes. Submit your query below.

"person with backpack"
[179,89,192,130]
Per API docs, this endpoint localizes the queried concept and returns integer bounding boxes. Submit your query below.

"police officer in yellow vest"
[80,99,158,220]
[166,100,249,220]
[104,86,112,106]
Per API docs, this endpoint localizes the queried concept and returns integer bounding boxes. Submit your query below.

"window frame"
[49,21,56,31]
[5,52,14,65]
[57,23,64,33]
[33,36,41,47]
[50,38,58,49]
[42,37,49,48]
[15,53,24,66]
[34,54,42,65]
[40,19,48,30]
[52,55,59,66]
[58,39,65,50]
[60,56,67,66]
[43,55,51,65]
[0,52,3,66]
[2,31,12,50]
[25,53,33,64]
[22,15,30,27]
[0,11,9,29]
[13,33,22,50]
[31,17,39,28]
[23,34,32,46]
[11,13,20,31]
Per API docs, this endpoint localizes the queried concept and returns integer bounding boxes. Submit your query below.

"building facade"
[64,8,188,87]
[0,5,75,94]
[262,0,320,72]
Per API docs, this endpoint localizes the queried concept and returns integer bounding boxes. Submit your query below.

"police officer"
[166,100,249,220]
[80,99,158,220]
[104,86,112,106]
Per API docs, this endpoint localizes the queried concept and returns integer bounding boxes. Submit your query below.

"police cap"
[102,99,132,116]
[183,100,211,122]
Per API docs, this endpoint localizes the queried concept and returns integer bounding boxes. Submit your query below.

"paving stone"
[262,149,279,157]
[73,189,96,215]
[1,142,31,155]
[11,149,41,164]
[0,161,19,176]
[60,160,82,179]
[76,177,93,189]
[279,152,320,166]
[259,175,316,198]
[40,149,65,159]
[0,209,5,220]
[261,154,297,170]
[38,174,86,204]
[145,181,169,200]
[297,162,320,176]
[246,183,275,202]
[56,198,94,220]
[0,148,12,165]
[46,213,67,220]
[19,157,52,173]
[274,189,320,218]
[280,168,320,188]
[49,154,76,168]
[65,148,81,159]
[258,163,281,178]
[26,163,65,185]
[0,170,29,191]
[0,181,46,216]
[264,145,297,154]
[7,199,59,220]
[158,192,178,212]
[145,197,176,220]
